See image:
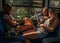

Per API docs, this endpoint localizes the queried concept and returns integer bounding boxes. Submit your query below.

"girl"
[38,8,59,38]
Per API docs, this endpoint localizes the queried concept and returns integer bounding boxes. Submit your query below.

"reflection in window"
[49,0,60,8]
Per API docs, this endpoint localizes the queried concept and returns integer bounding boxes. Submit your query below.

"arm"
[3,15,18,27]
[40,19,59,32]
[39,16,48,24]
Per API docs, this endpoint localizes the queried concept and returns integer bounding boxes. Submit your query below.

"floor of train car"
[0,40,60,43]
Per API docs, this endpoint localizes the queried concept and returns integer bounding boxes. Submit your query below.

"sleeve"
[47,19,59,32]
[48,19,57,28]
[3,14,17,27]
[3,14,10,20]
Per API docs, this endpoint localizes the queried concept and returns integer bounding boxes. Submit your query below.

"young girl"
[37,8,59,38]
[2,4,19,39]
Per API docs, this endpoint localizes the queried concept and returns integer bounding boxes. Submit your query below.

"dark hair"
[49,8,58,19]
[49,8,57,15]
[43,7,48,11]
[3,4,12,15]
[42,7,48,16]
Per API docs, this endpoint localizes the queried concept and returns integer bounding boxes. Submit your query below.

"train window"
[49,0,60,8]
[6,0,43,20]
[33,0,43,7]
[6,0,33,6]
[6,0,43,7]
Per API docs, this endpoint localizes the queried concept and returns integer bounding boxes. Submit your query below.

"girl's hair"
[43,7,48,11]
[42,7,48,16]
[3,4,12,15]
[49,8,58,19]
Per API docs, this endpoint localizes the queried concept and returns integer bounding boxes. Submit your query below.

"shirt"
[36,18,58,38]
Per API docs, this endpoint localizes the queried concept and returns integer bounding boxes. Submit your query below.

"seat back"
[57,22,60,37]
[0,11,4,38]
[44,23,60,38]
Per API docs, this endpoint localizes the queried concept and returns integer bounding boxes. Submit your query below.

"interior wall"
[0,0,2,11]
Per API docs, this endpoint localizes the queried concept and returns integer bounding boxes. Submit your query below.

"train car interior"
[0,0,60,43]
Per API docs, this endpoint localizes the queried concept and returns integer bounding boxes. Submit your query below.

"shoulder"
[3,14,10,19]
[49,18,59,25]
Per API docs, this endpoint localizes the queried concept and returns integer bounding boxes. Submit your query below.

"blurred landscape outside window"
[49,0,60,8]
[6,0,43,20]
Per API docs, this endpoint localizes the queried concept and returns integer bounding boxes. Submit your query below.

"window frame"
[5,0,44,8]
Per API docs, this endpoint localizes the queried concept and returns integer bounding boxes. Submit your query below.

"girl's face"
[10,10,12,14]
[48,12,54,18]
[10,8,13,15]
[43,9,47,16]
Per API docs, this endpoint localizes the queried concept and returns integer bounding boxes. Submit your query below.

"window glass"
[12,7,42,20]
[49,0,60,8]
[6,0,43,20]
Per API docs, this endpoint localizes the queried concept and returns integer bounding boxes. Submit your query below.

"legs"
[25,38,31,43]
[24,37,31,43]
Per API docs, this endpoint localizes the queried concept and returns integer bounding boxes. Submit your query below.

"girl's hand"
[40,24,44,27]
